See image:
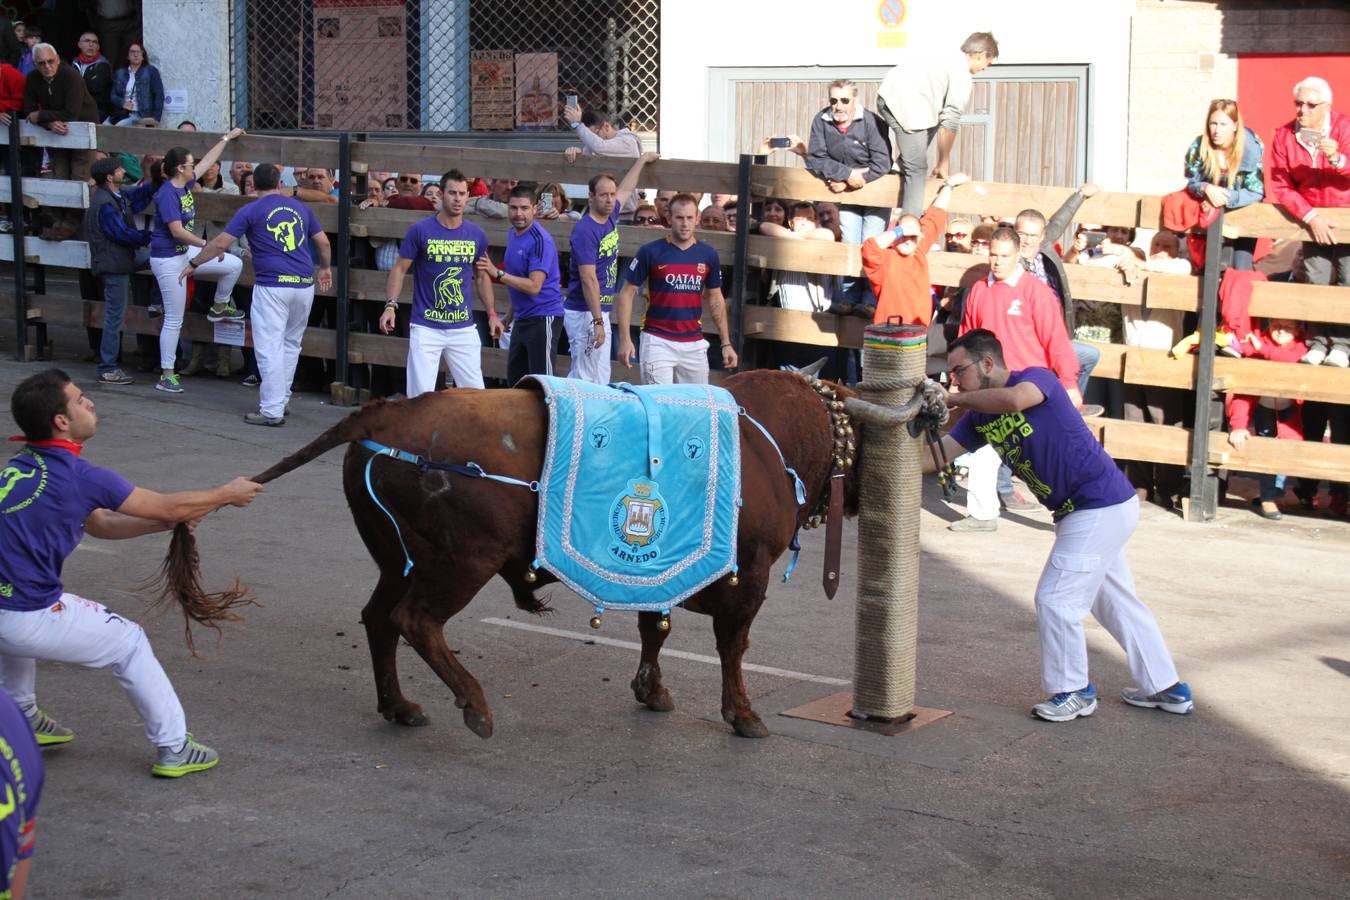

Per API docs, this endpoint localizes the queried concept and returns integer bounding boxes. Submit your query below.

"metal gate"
[231,0,660,134]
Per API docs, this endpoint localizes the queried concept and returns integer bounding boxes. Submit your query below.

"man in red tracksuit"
[948,225,1081,532]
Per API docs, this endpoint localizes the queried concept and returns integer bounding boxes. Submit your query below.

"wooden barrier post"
[6,116,26,360]
[334,132,353,392]
[729,153,760,364]
[1185,211,1225,522]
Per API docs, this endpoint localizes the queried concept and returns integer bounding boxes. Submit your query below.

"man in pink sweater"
[949,226,1082,532]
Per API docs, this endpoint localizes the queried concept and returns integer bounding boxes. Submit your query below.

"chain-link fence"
[233,0,659,135]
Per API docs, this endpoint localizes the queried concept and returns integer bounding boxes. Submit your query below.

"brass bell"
[657,615,671,632]
[728,572,740,587]
[524,569,538,584]
[589,615,602,629]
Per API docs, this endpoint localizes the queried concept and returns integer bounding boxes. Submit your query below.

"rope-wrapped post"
[851,323,929,721]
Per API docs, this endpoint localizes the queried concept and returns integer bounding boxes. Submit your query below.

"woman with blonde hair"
[1183,98,1264,269]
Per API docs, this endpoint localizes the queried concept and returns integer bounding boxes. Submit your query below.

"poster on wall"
[515,52,558,131]
[313,0,407,130]
[471,50,515,130]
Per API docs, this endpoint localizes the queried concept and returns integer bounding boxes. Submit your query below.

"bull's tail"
[151,398,404,655]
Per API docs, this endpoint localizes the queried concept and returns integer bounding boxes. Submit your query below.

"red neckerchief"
[7,436,84,456]
[75,52,100,66]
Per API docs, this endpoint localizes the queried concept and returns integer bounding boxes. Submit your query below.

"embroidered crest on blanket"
[525,376,741,611]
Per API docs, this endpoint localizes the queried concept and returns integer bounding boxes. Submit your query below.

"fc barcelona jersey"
[622,238,722,342]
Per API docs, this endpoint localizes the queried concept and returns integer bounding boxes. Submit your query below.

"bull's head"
[842,379,949,431]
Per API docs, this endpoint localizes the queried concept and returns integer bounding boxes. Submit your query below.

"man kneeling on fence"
[185,164,332,426]
[926,329,1194,723]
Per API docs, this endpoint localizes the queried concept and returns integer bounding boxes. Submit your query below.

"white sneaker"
[1324,348,1349,368]
[1301,346,1328,366]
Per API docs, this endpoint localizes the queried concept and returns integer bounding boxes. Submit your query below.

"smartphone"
[768,137,792,149]
[565,94,578,109]
[1084,231,1106,248]
[1299,128,1325,145]
[540,192,554,215]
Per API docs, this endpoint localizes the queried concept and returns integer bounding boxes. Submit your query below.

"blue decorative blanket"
[525,376,741,612]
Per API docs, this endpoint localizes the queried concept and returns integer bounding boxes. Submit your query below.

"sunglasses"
[397,176,420,183]
[971,239,991,247]
[634,215,658,224]
[945,232,969,239]
[828,97,852,105]
[1294,100,1326,109]
[896,233,920,243]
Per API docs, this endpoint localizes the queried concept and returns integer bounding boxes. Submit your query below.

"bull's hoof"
[463,706,494,739]
[382,701,429,727]
[732,716,770,739]
[641,687,675,713]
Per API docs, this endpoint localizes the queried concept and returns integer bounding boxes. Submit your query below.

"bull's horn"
[844,394,924,429]
[799,357,830,378]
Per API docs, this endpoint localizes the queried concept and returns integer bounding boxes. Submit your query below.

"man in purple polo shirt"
[476,185,565,385]
[926,329,1193,723]
[563,151,659,384]
[187,164,333,426]
[1,369,263,775]
[381,169,500,397]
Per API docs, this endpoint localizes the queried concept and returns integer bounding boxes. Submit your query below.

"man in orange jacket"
[860,173,969,325]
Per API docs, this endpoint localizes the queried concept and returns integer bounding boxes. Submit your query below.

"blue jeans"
[98,250,149,374]
[1072,340,1099,396]
[838,204,887,306]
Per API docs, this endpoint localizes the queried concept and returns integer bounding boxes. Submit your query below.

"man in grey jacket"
[876,32,998,215]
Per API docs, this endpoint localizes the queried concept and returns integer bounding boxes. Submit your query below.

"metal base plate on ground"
[780,691,953,736]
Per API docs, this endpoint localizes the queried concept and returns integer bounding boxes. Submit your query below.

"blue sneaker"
[1122,682,1193,715]
[1032,684,1097,722]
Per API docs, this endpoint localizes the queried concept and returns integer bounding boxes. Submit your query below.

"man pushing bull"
[0,370,263,775]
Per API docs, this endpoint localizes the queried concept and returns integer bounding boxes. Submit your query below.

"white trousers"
[1034,496,1180,695]
[149,250,244,370]
[0,593,186,748]
[639,332,709,385]
[564,309,611,384]
[252,284,314,417]
[407,324,484,397]
[963,445,1001,521]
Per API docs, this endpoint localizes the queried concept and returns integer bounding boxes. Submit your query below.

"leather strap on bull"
[843,323,949,723]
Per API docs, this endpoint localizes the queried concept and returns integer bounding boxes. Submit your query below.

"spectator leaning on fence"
[861,173,968,327]
[615,192,738,385]
[806,78,893,313]
[2,43,99,241]
[1269,76,1350,367]
[564,152,658,385]
[381,168,500,397]
[187,163,332,426]
[108,42,162,126]
[563,102,642,217]
[1183,99,1264,270]
[147,130,247,395]
[875,31,998,216]
[83,156,154,386]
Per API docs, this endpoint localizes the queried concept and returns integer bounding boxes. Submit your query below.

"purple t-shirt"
[565,206,621,312]
[504,221,564,319]
[0,447,135,611]
[224,195,323,288]
[949,368,1135,519]
[150,180,196,258]
[0,691,42,894]
[398,217,489,331]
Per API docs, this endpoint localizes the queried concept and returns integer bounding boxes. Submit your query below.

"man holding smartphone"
[565,152,659,384]
[562,101,643,217]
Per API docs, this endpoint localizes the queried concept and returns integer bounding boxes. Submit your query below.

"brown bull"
[160,369,886,740]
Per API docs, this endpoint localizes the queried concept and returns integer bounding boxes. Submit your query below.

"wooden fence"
[3,122,1349,521]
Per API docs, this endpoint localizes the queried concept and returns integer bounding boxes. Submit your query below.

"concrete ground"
[1,337,1347,899]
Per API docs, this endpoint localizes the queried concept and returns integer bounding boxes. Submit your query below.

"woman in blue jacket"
[108,42,164,126]
[1183,98,1264,269]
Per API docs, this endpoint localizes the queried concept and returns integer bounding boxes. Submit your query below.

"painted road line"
[481,617,850,686]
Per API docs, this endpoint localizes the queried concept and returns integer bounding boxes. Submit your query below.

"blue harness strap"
[357,439,540,576]
[737,409,808,583]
